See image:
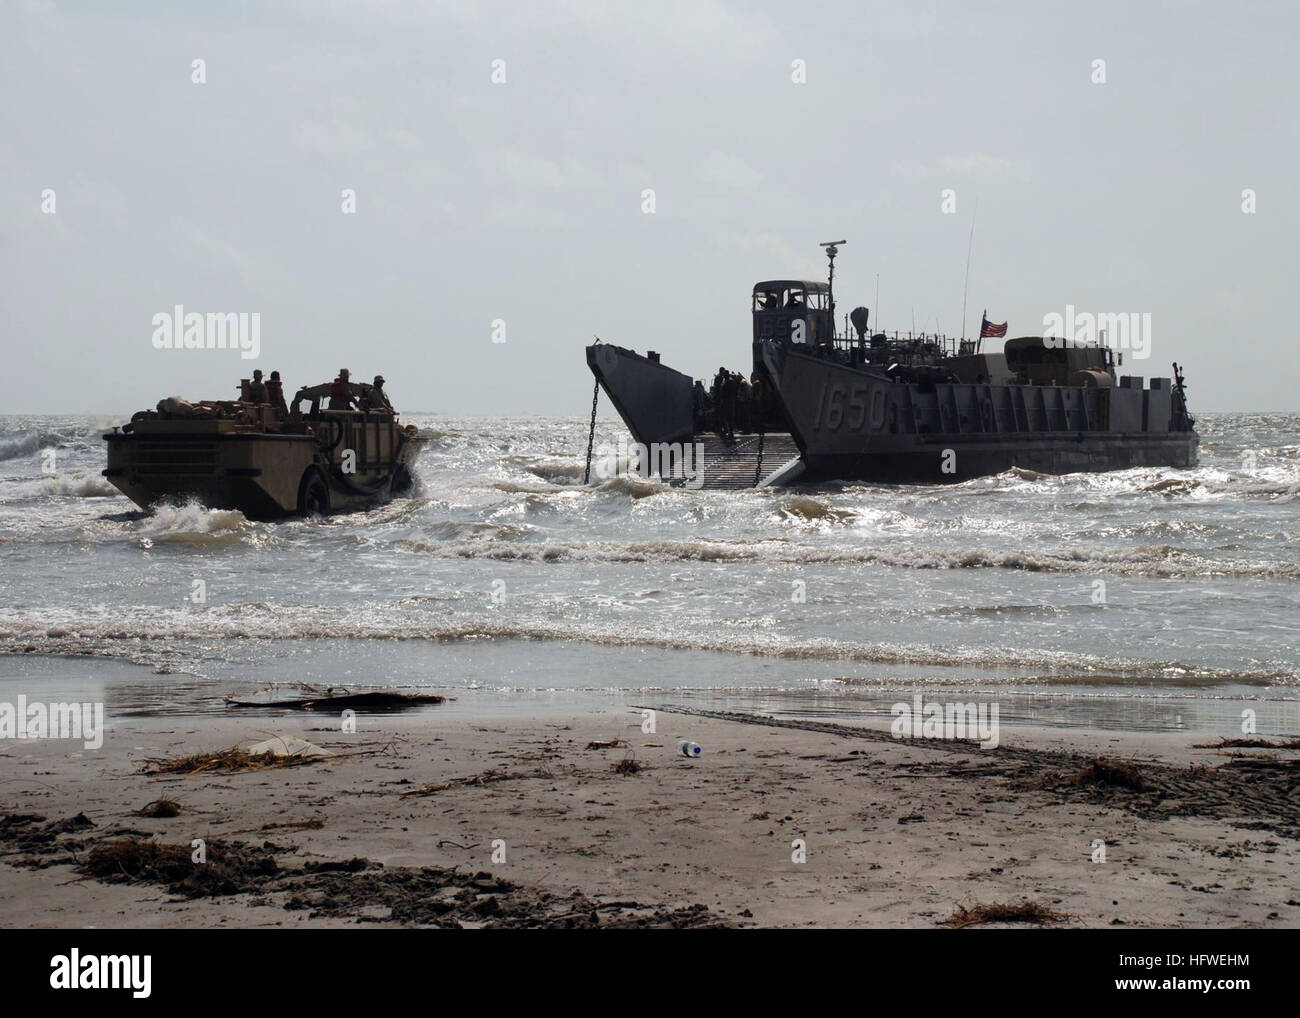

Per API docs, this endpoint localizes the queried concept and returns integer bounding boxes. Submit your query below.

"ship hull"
[792,432,1198,483]
[759,341,1198,484]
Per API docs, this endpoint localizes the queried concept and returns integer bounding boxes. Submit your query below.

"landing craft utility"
[103,370,422,517]
[584,242,1197,486]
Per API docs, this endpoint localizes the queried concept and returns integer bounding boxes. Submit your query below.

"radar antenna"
[819,240,846,322]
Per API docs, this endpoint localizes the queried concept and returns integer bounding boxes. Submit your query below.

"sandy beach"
[2,706,1297,929]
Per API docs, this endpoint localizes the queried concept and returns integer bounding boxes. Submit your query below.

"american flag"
[980,312,1007,339]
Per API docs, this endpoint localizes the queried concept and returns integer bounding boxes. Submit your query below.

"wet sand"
[2,707,1298,928]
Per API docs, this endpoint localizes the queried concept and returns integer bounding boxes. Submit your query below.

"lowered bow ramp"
[698,434,803,489]
[587,343,693,448]
[585,342,805,488]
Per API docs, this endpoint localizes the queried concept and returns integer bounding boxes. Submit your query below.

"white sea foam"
[133,500,257,545]
[1,603,1293,685]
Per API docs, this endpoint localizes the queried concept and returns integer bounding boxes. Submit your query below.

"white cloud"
[940,152,1013,173]
[726,231,823,279]
[893,152,1016,178]
[696,150,763,189]
[296,119,377,157]
[484,148,605,190]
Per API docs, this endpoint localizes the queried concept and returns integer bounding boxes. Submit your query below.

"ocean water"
[0,412,1297,734]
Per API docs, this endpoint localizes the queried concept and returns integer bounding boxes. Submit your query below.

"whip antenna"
[960,198,978,341]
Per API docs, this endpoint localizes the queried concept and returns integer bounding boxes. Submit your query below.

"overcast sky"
[3,0,1296,415]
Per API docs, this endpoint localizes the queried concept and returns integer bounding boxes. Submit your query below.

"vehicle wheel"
[297,469,330,516]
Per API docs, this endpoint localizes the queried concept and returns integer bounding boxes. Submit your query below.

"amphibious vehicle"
[103,375,422,517]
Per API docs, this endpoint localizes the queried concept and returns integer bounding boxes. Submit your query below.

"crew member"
[247,369,268,404]
[717,369,738,440]
[711,367,728,438]
[363,375,393,412]
[328,368,357,410]
[266,370,288,417]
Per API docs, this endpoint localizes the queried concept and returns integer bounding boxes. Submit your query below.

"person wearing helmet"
[247,368,268,404]
[363,374,393,412]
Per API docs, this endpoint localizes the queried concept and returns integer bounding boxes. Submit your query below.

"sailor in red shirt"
[328,368,357,410]
[266,370,289,417]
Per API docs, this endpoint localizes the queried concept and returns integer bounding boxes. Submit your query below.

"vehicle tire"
[297,468,330,516]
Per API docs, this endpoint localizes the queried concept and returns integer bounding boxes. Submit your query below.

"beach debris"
[1066,759,1147,791]
[225,686,446,711]
[400,767,553,797]
[80,837,280,897]
[1193,737,1300,750]
[585,738,625,750]
[136,798,182,818]
[140,740,393,775]
[612,756,642,776]
[943,900,1073,928]
[260,818,325,832]
[245,736,332,759]
[0,812,97,862]
[61,823,728,926]
[677,739,702,758]
[140,747,320,775]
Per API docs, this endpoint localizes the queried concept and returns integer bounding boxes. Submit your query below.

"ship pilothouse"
[752,240,1014,384]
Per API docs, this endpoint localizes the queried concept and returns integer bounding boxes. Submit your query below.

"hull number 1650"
[812,381,886,432]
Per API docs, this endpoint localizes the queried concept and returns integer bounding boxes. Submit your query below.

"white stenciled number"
[817,382,877,432]
[870,387,887,429]
[825,384,845,429]
[847,384,868,430]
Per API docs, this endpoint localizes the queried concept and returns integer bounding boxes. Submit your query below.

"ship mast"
[820,240,845,333]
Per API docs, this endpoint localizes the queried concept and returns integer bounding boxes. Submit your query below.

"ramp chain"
[583,376,600,484]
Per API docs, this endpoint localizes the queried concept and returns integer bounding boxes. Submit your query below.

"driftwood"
[225,690,446,711]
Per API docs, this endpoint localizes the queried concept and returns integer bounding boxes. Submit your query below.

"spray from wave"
[132,500,260,547]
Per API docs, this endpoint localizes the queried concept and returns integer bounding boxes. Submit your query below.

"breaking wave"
[43,472,118,498]
[522,461,586,485]
[1,604,1294,685]
[778,495,854,523]
[388,535,1300,579]
[132,500,260,546]
[0,424,103,462]
[596,474,669,498]
[0,431,52,462]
